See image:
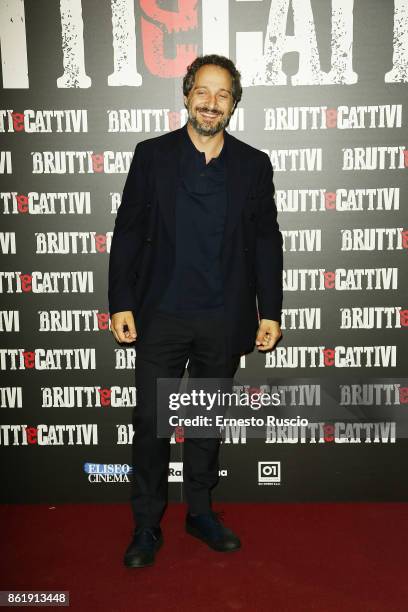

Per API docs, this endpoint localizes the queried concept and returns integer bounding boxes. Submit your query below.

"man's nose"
[205,93,217,107]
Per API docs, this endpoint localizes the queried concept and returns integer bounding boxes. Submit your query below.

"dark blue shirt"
[157,123,227,316]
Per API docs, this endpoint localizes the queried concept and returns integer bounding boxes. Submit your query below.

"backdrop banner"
[1,0,407,504]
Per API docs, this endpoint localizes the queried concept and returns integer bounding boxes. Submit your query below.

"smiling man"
[108,54,283,568]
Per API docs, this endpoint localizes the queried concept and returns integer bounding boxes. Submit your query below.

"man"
[108,54,283,568]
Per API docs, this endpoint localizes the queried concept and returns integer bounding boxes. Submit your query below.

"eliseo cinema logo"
[84,463,132,483]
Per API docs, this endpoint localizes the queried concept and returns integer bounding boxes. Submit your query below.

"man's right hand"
[110,311,137,343]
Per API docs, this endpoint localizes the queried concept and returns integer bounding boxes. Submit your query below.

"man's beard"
[187,105,231,136]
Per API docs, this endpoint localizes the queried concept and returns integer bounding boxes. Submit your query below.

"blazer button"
[146,203,151,209]
[146,237,152,244]
[244,247,249,252]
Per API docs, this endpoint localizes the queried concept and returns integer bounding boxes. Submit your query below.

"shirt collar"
[182,122,227,164]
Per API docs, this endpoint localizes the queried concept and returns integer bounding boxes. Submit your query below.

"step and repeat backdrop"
[1,0,408,504]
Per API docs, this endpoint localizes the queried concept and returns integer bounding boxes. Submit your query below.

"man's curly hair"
[183,54,243,110]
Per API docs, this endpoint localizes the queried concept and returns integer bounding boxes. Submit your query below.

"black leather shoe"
[185,511,241,552]
[123,526,163,568]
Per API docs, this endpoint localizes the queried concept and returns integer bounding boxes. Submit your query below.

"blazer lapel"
[154,128,183,243]
[222,129,249,246]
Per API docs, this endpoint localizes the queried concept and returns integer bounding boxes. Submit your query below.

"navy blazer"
[108,125,283,355]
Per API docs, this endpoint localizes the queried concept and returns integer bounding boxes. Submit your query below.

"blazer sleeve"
[108,142,146,315]
[255,152,283,325]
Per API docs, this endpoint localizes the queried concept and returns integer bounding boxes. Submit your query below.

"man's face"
[184,64,236,136]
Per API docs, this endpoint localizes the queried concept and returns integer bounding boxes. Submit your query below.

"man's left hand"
[255,319,282,351]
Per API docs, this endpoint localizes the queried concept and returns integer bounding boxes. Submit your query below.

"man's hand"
[255,319,282,351]
[110,311,137,343]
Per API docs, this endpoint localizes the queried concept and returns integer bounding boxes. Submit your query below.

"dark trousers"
[130,308,241,528]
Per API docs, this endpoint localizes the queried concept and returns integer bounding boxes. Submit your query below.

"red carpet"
[1,502,407,611]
